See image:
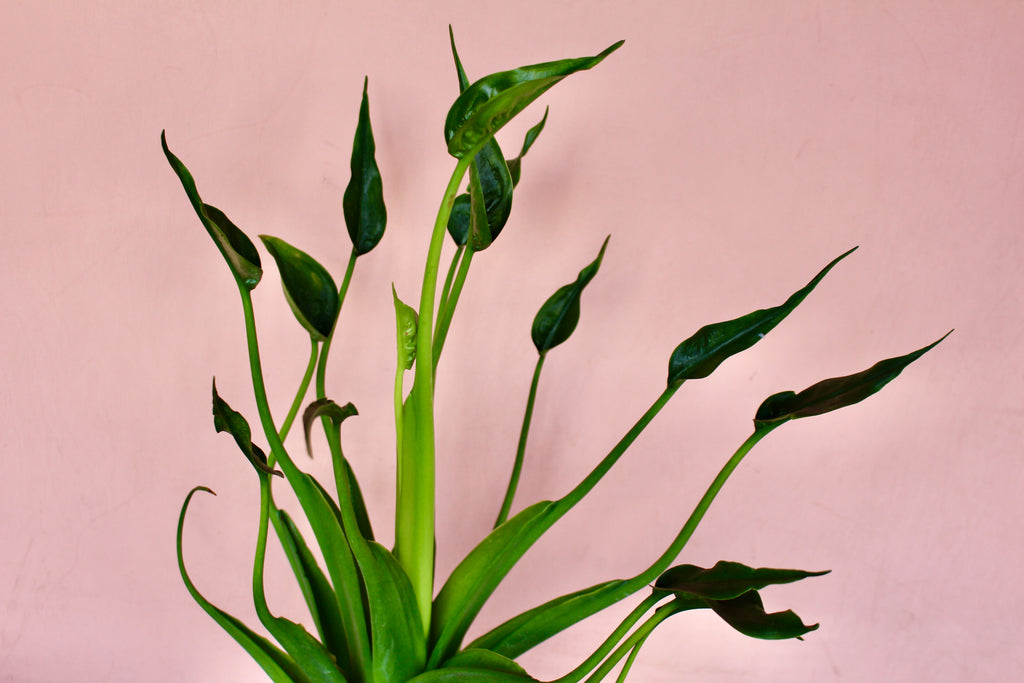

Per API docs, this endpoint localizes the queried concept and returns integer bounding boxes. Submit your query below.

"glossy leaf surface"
[444,41,623,159]
[755,331,951,425]
[654,561,829,601]
[506,108,548,187]
[260,236,339,341]
[177,487,308,683]
[667,247,856,387]
[344,78,387,255]
[211,380,280,477]
[706,590,820,640]
[531,236,609,353]
[161,132,263,289]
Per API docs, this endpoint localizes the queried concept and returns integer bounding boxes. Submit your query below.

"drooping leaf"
[302,398,359,458]
[667,247,856,388]
[211,379,281,477]
[654,561,829,601]
[272,509,351,666]
[344,78,387,255]
[260,236,339,341]
[531,236,609,353]
[444,40,624,159]
[506,108,548,187]
[176,487,309,683]
[161,132,263,289]
[393,286,419,371]
[754,331,952,425]
[706,590,820,641]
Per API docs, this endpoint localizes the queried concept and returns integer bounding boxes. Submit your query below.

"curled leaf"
[654,561,829,601]
[344,78,387,255]
[161,132,262,289]
[705,590,820,641]
[260,235,339,341]
[211,379,281,477]
[754,331,951,425]
[444,40,623,159]
[301,398,358,458]
[667,247,856,387]
[393,286,418,371]
[531,236,609,353]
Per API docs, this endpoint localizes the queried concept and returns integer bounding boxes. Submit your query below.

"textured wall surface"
[3,2,1021,681]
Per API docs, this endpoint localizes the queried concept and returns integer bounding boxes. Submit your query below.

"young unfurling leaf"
[531,237,609,353]
[344,78,387,255]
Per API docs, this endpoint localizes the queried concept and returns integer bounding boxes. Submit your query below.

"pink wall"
[3,2,1020,681]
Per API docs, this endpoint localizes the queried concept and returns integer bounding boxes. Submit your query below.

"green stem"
[398,156,472,634]
[316,248,358,401]
[437,244,465,333]
[277,337,319,446]
[614,629,650,683]
[494,353,546,528]
[552,593,664,683]
[239,286,373,682]
[582,603,680,683]
[252,474,274,623]
[432,243,475,371]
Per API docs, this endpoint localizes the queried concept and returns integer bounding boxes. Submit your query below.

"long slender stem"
[277,337,319,445]
[437,244,465,332]
[495,352,546,528]
[315,248,358,401]
[398,156,472,634]
[582,603,680,683]
[252,474,274,622]
[614,629,651,683]
[432,244,475,371]
[552,593,664,683]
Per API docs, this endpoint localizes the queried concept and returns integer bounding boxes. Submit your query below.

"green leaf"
[302,398,359,458]
[176,487,309,683]
[667,247,856,388]
[361,542,427,682]
[264,616,351,683]
[428,501,559,667]
[393,286,419,371]
[272,509,351,667]
[211,379,281,477]
[161,132,263,289]
[531,236,609,353]
[441,649,530,675]
[447,27,514,251]
[407,670,536,683]
[344,78,387,255]
[654,561,829,601]
[444,40,624,159]
[506,108,548,187]
[446,194,471,246]
[754,331,952,425]
[705,590,820,640]
[260,236,340,341]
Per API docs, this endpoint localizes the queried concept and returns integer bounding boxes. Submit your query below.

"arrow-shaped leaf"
[667,247,856,388]
[302,398,358,458]
[344,78,387,255]
[654,561,829,601]
[260,236,339,341]
[161,132,262,289]
[211,379,281,477]
[444,40,623,159]
[754,331,951,425]
[531,236,609,353]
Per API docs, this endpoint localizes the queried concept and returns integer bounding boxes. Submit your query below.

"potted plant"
[165,30,947,682]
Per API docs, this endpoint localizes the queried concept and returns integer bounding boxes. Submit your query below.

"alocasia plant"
[166,29,948,682]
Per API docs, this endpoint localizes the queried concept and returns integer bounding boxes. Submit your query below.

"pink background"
[3,1,1021,681]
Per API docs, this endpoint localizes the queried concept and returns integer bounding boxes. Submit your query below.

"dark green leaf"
[444,41,623,159]
[531,237,609,353]
[272,509,351,667]
[211,379,281,477]
[654,561,829,601]
[441,649,529,675]
[302,398,358,458]
[755,331,951,425]
[344,78,386,255]
[506,108,548,187]
[449,25,471,93]
[260,236,339,341]
[177,487,309,683]
[393,286,418,371]
[667,247,856,388]
[446,194,471,246]
[706,590,820,640]
[161,132,263,289]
